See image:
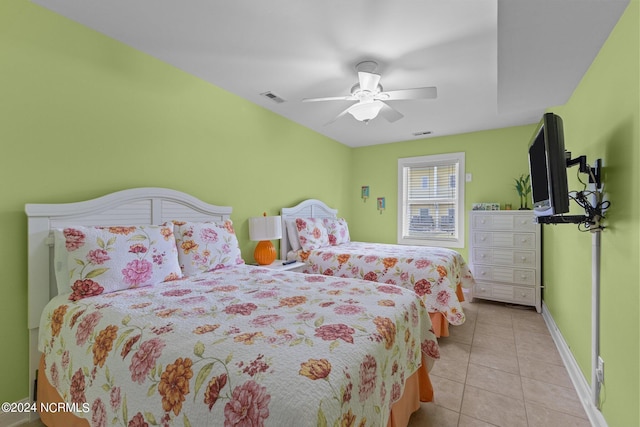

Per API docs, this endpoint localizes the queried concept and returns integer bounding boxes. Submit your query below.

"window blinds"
[402,162,458,240]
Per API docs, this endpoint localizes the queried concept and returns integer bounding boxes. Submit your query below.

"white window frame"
[397,152,465,248]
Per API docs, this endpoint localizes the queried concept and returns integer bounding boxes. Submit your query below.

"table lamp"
[248,213,282,265]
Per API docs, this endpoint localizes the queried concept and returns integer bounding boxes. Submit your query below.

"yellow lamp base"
[254,240,276,265]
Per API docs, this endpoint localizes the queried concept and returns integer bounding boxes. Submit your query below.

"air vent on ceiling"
[260,91,286,103]
[412,131,432,137]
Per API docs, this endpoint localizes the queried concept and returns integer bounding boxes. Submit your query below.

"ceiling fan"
[303,60,437,125]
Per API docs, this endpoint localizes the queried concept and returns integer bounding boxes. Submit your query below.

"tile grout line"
[457,304,478,427]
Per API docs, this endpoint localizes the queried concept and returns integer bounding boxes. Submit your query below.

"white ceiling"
[32,0,628,147]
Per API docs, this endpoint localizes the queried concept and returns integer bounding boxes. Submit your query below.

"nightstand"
[261,260,306,272]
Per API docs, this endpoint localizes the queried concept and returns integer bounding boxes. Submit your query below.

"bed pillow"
[295,217,329,251]
[173,220,245,276]
[285,219,301,252]
[54,224,182,301]
[53,230,72,295]
[323,217,351,246]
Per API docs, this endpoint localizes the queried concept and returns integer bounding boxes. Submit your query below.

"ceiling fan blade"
[381,87,437,101]
[358,71,381,92]
[303,95,355,102]
[378,102,404,123]
[323,106,353,126]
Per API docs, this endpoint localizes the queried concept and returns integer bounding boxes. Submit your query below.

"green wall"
[349,125,537,260]
[0,0,350,403]
[545,2,639,426]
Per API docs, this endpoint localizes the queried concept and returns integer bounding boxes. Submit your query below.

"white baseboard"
[0,397,30,427]
[541,301,607,427]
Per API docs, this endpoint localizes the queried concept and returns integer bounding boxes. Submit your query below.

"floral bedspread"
[290,242,476,326]
[39,265,439,427]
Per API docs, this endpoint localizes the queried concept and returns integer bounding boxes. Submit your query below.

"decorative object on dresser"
[248,213,282,265]
[513,173,532,210]
[469,210,541,312]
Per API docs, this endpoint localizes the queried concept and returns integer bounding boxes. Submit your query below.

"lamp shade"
[348,100,384,122]
[249,215,282,241]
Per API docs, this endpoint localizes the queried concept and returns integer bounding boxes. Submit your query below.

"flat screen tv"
[528,112,570,217]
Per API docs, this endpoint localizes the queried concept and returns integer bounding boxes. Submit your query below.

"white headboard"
[280,199,337,259]
[25,187,232,405]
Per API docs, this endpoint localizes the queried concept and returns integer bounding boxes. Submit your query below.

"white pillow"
[53,230,72,295]
[286,219,301,252]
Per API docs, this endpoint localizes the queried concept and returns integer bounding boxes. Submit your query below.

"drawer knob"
[520,275,527,279]
[520,292,527,297]
[521,256,527,261]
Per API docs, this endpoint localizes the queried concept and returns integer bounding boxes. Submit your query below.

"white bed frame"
[25,187,232,411]
[280,199,337,260]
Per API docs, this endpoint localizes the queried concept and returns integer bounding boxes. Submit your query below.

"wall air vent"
[260,91,286,103]
[412,131,432,137]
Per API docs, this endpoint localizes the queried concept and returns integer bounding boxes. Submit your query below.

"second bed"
[281,199,476,336]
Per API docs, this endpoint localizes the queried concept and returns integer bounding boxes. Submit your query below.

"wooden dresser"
[469,210,541,312]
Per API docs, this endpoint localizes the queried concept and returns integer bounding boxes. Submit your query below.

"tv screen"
[528,113,570,217]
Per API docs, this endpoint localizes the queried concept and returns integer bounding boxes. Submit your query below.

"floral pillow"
[54,224,182,301]
[173,220,245,276]
[323,217,351,246]
[295,217,329,251]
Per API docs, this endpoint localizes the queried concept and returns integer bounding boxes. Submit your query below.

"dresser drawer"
[472,282,493,298]
[493,267,537,285]
[472,282,514,300]
[472,232,536,249]
[513,215,537,232]
[471,265,536,286]
[472,282,536,305]
[472,248,536,267]
[512,286,536,304]
[470,264,494,282]
[471,213,536,232]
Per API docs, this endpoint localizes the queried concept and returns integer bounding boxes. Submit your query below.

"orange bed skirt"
[37,355,433,427]
[429,283,465,338]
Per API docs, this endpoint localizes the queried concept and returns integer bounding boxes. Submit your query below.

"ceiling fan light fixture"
[348,100,384,122]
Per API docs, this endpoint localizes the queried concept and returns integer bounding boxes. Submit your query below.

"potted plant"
[514,174,531,210]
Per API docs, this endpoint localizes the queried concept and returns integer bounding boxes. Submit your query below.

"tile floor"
[20,299,590,427]
[407,299,591,427]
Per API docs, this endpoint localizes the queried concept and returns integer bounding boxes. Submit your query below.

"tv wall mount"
[566,152,602,189]
[535,153,605,227]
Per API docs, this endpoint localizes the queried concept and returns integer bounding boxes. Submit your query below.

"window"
[397,152,465,248]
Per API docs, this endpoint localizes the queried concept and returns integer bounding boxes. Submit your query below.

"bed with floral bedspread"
[288,241,475,327]
[39,265,439,427]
